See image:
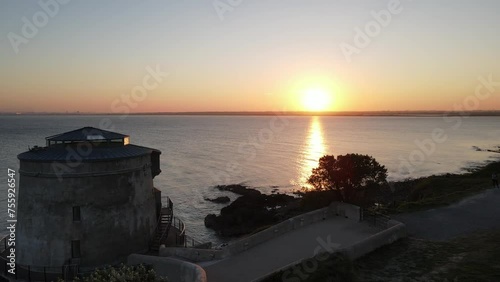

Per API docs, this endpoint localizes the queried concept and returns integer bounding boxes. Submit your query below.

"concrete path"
[200,218,380,282]
[393,188,500,241]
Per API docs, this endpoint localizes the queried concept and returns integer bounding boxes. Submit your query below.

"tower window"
[73,206,81,221]
[71,240,81,258]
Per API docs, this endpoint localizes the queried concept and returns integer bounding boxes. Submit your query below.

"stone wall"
[128,254,207,282]
[17,154,157,267]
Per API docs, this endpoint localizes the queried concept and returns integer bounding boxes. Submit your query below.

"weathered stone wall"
[17,154,157,267]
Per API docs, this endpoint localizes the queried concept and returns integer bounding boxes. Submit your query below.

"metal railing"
[149,197,174,249]
[157,206,174,246]
[171,216,211,249]
[0,236,81,282]
[361,209,391,229]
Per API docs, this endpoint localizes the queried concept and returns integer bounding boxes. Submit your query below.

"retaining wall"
[127,254,207,282]
[341,220,407,260]
[160,202,362,262]
[254,219,407,281]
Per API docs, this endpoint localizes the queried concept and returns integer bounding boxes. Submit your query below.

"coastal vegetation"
[205,155,500,237]
[388,160,500,214]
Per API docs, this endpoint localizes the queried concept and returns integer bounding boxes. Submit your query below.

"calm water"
[0,115,499,244]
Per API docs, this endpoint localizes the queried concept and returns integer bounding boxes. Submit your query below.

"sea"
[0,115,499,244]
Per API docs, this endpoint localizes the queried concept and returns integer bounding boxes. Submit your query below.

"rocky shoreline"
[204,158,500,238]
[204,184,299,237]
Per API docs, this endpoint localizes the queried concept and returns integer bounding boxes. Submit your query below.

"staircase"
[150,206,173,251]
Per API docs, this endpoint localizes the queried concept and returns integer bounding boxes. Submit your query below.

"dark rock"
[205,196,231,204]
[215,184,261,197]
[204,214,217,228]
[204,192,298,237]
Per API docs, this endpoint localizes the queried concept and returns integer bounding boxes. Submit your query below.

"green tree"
[307,154,388,204]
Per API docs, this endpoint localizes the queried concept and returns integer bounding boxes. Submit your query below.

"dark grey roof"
[18,145,159,162]
[46,127,128,142]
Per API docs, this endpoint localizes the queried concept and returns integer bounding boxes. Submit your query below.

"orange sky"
[1,1,499,113]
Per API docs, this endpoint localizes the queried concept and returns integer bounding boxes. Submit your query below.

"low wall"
[160,202,362,263]
[341,220,407,260]
[331,202,361,222]
[127,254,207,282]
[254,219,407,281]
[226,206,332,256]
[227,201,362,256]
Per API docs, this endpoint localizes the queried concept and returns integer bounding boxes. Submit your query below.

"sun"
[302,88,332,111]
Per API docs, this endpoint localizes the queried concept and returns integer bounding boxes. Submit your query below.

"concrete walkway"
[200,218,380,282]
[394,188,500,241]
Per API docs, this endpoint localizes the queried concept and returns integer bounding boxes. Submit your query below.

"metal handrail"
[362,209,391,228]
[149,197,174,248]
[156,204,174,247]
[172,216,186,237]
[171,217,209,248]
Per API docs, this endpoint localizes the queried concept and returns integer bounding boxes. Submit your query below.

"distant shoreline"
[2,111,500,117]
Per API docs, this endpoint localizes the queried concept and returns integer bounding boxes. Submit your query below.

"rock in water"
[205,196,231,204]
[205,214,218,229]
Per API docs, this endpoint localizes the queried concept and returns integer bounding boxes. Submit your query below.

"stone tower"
[16,127,162,267]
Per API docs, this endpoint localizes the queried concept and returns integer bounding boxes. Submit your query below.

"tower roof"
[17,144,157,162]
[46,127,129,142]
[18,127,161,162]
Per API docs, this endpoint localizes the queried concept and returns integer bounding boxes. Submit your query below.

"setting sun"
[302,88,332,111]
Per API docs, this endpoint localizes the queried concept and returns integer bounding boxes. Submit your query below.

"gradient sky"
[1,0,499,113]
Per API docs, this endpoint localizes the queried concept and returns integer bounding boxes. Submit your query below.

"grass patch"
[355,229,500,282]
[262,253,358,282]
[389,161,500,214]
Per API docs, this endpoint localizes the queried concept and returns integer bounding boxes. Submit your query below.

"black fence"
[0,236,81,282]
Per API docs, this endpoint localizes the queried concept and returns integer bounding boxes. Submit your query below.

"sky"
[1,0,499,113]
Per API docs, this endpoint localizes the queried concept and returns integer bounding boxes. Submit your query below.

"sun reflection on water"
[295,116,326,190]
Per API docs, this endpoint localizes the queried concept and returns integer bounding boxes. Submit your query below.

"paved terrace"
[200,217,381,282]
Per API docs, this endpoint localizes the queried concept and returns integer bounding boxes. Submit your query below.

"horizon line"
[2,110,500,117]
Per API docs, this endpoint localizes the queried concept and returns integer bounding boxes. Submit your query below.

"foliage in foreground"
[60,264,168,282]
